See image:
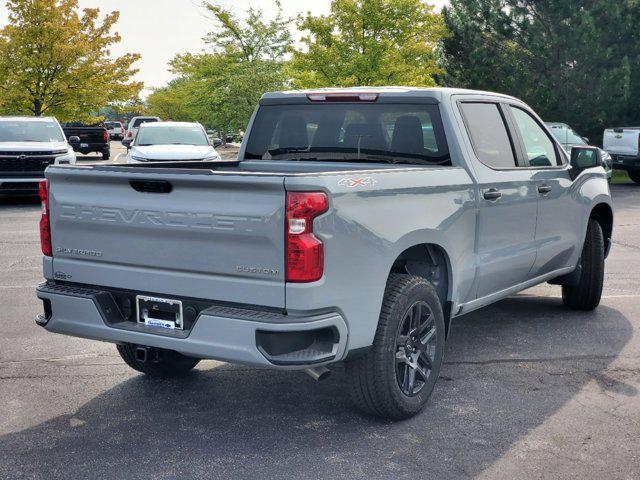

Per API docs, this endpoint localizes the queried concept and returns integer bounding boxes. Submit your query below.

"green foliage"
[439,0,640,142]
[145,79,194,122]
[0,0,142,120]
[289,0,446,88]
[145,1,293,135]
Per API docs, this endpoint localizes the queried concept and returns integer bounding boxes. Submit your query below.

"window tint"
[511,107,559,167]
[460,103,516,168]
[244,103,450,165]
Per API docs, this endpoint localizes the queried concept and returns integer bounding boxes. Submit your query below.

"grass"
[611,169,634,185]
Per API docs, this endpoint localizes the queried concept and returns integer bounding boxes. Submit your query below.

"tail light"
[286,192,328,282]
[103,129,108,142]
[307,92,379,102]
[39,180,52,257]
[127,131,133,138]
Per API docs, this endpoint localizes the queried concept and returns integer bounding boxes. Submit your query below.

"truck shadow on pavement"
[0,195,40,207]
[0,295,633,479]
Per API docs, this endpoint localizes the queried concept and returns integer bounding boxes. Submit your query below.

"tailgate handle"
[129,180,172,194]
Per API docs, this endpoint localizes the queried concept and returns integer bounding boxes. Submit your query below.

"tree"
[0,0,142,120]
[145,79,195,122]
[439,0,638,142]
[146,2,294,136]
[289,0,446,88]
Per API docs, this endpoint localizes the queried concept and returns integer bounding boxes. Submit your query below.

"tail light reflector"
[286,192,328,282]
[39,180,52,257]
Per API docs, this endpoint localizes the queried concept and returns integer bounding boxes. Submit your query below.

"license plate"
[136,295,183,330]
[80,143,89,148]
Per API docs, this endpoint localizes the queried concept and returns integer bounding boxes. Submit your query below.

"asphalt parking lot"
[1,166,639,479]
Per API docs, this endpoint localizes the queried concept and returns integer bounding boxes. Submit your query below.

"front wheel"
[117,343,200,377]
[562,220,605,310]
[346,274,445,419]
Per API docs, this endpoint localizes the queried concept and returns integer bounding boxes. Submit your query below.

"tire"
[628,170,640,185]
[346,274,445,419]
[562,219,605,310]
[102,151,110,160]
[116,343,200,377]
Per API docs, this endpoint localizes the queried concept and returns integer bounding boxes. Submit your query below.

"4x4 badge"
[338,177,378,188]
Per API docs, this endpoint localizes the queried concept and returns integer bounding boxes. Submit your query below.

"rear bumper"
[0,177,43,195]
[36,282,348,369]
[70,143,109,154]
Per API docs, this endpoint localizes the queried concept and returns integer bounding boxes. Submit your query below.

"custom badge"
[338,177,378,188]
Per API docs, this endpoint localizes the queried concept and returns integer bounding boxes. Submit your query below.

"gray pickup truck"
[35,88,613,419]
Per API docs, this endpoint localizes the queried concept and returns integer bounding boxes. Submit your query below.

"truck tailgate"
[603,128,640,156]
[47,167,286,308]
[63,127,106,143]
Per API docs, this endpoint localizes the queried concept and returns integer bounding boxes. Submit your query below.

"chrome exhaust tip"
[304,366,331,382]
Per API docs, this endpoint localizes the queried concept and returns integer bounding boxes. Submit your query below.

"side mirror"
[570,146,602,180]
[68,136,80,143]
[213,138,223,148]
[122,138,132,148]
[582,137,589,143]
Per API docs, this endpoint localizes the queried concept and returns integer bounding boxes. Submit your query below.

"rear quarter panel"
[284,167,476,351]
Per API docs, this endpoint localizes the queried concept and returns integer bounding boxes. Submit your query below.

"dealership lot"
[0,174,639,479]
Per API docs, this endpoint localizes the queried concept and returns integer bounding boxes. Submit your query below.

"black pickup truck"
[62,123,110,160]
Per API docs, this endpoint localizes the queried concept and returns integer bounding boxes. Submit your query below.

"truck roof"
[260,86,519,104]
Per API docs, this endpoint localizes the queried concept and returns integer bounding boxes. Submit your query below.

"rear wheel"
[562,220,604,310]
[628,169,640,185]
[346,274,445,419]
[102,151,110,161]
[116,343,200,377]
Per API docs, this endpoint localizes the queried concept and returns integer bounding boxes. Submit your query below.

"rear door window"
[460,102,516,169]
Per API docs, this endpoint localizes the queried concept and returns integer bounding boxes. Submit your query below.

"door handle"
[537,184,552,194]
[483,188,502,201]
[129,180,173,194]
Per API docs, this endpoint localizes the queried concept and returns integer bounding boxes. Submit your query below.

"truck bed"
[66,158,430,175]
[44,160,443,310]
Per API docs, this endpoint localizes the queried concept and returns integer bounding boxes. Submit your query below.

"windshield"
[244,103,450,165]
[0,120,65,142]
[547,124,587,146]
[136,125,209,146]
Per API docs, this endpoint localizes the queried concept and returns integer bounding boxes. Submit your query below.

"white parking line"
[114,152,124,163]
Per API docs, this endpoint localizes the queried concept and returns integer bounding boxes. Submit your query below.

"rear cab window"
[244,102,451,166]
[132,118,159,128]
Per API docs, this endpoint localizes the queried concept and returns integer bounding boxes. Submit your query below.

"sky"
[0,0,449,95]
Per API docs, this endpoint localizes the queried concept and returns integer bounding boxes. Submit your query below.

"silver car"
[546,122,612,180]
